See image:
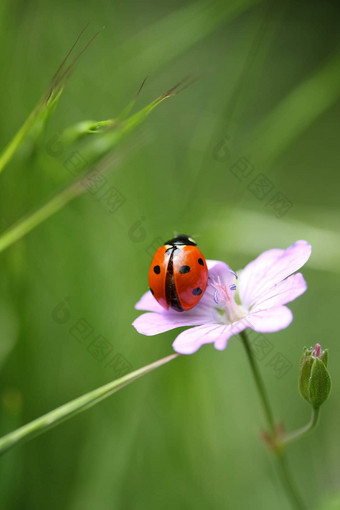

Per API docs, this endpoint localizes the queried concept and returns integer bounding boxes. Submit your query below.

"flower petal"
[135,291,164,313]
[251,273,307,311]
[172,321,246,354]
[132,304,217,335]
[239,241,311,308]
[206,259,233,282]
[195,259,237,310]
[245,306,293,333]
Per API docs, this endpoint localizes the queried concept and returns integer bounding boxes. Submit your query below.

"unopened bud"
[299,344,331,408]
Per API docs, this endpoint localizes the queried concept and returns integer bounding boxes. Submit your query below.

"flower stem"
[275,453,307,510]
[239,329,306,510]
[239,330,275,434]
[282,407,320,445]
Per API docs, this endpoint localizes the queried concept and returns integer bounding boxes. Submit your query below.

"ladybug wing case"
[148,246,171,310]
[172,246,208,311]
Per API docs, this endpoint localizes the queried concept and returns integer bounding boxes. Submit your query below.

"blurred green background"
[0,0,340,508]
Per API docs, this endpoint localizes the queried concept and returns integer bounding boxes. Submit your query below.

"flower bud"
[299,344,331,408]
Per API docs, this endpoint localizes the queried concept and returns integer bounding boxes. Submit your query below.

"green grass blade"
[0,109,39,174]
[118,0,263,77]
[248,51,340,168]
[0,153,120,253]
[0,353,178,456]
[0,27,99,175]
[60,83,179,167]
[0,84,175,253]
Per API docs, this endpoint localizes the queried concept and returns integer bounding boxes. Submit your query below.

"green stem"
[283,407,320,446]
[275,454,307,510]
[0,353,178,456]
[239,330,275,435]
[239,330,306,510]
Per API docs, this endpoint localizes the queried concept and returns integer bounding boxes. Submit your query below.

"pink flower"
[133,241,311,354]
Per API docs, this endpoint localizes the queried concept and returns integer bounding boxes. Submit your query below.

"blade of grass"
[0,84,177,253]
[62,78,186,165]
[182,1,284,214]
[0,153,118,253]
[116,0,263,78]
[0,353,179,456]
[116,74,150,122]
[248,50,340,169]
[0,26,99,175]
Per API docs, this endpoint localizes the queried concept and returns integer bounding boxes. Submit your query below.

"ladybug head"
[164,234,197,246]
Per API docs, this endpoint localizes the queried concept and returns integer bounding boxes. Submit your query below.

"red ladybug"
[148,235,208,312]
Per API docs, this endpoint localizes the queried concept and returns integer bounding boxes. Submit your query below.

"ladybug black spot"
[198,258,204,266]
[150,288,154,295]
[179,265,190,274]
[153,265,161,274]
[192,287,202,296]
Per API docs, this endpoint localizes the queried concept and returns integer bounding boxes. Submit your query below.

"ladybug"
[148,235,208,312]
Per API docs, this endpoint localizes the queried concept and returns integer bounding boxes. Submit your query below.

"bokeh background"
[0,0,339,509]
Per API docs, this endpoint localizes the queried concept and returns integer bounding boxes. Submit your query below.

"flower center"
[210,272,246,323]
